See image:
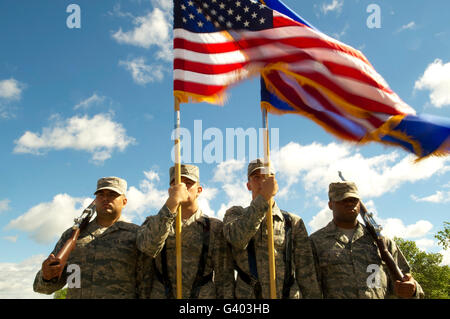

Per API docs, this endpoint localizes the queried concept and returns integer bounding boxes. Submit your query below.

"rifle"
[338,171,405,282]
[49,200,96,279]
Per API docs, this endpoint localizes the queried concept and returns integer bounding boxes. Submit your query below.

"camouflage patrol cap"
[95,176,127,195]
[328,181,361,201]
[170,164,199,184]
[247,158,274,177]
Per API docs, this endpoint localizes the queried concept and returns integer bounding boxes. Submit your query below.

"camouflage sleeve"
[135,250,153,299]
[386,238,425,299]
[293,218,322,299]
[211,221,235,299]
[33,229,72,295]
[33,269,67,295]
[309,235,325,296]
[222,195,268,250]
[136,204,176,258]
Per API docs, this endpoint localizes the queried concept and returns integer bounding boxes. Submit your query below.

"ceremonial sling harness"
[153,216,212,299]
[233,211,294,299]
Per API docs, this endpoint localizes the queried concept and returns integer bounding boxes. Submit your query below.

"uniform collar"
[322,220,366,243]
[271,201,285,221]
[182,209,203,227]
[87,216,128,237]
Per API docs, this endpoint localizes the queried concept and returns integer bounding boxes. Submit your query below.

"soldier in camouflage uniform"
[310,181,424,299]
[223,159,322,299]
[136,164,235,299]
[33,177,152,299]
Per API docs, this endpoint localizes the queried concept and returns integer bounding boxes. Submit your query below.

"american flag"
[174,0,414,113]
[259,0,449,159]
[174,0,293,103]
[173,0,449,159]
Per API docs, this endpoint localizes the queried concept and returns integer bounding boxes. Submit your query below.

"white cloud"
[414,238,436,251]
[6,194,93,244]
[0,78,24,119]
[309,199,434,241]
[271,142,350,197]
[308,202,332,233]
[119,57,165,85]
[0,78,23,100]
[198,187,219,218]
[73,93,106,110]
[210,158,253,219]
[270,141,450,200]
[124,170,168,221]
[144,170,160,182]
[107,3,136,19]
[343,202,433,240]
[150,0,173,14]
[13,113,136,164]
[126,162,251,221]
[440,249,450,266]
[207,142,448,232]
[397,21,416,33]
[0,199,10,213]
[4,169,220,243]
[321,0,344,15]
[212,159,246,184]
[414,59,450,108]
[5,170,167,244]
[216,182,252,220]
[0,255,52,299]
[380,218,433,239]
[0,105,12,119]
[3,236,18,243]
[411,191,450,203]
[112,8,172,61]
[332,23,349,40]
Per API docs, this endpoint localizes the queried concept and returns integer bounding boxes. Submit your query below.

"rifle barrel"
[47,200,95,279]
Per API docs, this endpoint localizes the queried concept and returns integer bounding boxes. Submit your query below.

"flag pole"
[174,97,183,299]
[262,106,277,299]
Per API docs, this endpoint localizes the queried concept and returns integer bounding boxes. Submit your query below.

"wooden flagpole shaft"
[262,107,277,299]
[174,98,182,299]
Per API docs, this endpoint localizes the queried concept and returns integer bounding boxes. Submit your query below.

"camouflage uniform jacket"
[33,218,153,299]
[223,195,322,299]
[310,221,425,299]
[136,205,235,299]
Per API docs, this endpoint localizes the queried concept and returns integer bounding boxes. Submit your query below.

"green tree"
[394,237,449,299]
[435,222,450,250]
[53,288,67,299]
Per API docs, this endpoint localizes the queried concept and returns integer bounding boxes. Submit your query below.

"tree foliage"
[53,288,67,299]
[394,237,449,299]
[435,222,450,250]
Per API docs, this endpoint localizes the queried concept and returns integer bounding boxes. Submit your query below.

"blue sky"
[0,0,449,298]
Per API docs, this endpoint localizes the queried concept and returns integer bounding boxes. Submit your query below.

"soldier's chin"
[98,209,114,216]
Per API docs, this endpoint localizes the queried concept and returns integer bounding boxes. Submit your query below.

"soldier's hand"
[260,174,278,201]
[42,254,62,281]
[166,183,189,213]
[394,274,416,298]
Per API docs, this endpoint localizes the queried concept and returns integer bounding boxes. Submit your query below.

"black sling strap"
[247,239,258,281]
[233,257,263,299]
[152,244,174,298]
[281,211,295,299]
[153,216,213,299]
[234,212,294,299]
[232,238,263,299]
[189,216,213,298]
